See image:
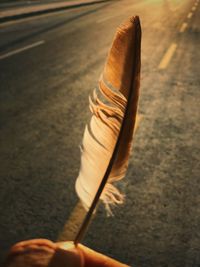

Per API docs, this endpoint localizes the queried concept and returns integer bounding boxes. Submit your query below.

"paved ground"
[0,0,200,266]
[0,0,78,9]
[0,0,110,22]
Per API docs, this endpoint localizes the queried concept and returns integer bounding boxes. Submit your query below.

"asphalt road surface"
[0,0,200,266]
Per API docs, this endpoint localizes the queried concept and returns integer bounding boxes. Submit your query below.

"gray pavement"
[0,0,112,23]
[0,0,200,266]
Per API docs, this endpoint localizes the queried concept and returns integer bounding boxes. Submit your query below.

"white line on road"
[96,15,116,23]
[0,9,71,28]
[179,22,188,33]
[158,43,177,70]
[0,40,45,60]
[187,12,193,19]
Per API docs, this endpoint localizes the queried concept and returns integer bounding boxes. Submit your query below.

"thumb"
[77,244,129,267]
[57,242,129,267]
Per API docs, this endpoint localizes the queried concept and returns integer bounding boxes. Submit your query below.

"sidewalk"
[0,0,112,23]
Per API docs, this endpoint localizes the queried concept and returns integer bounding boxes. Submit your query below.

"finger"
[10,239,56,250]
[4,239,56,267]
[8,239,56,255]
[77,244,129,267]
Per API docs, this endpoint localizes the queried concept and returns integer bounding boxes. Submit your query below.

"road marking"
[179,22,188,33]
[0,8,72,28]
[57,114,143,241]
[96,15,116,23]
[0,40,45,60]
[192,6,196,11]
[134,114,142,133]
[187,12,193,19]
[158,43,177,70]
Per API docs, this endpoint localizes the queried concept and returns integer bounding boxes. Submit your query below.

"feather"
[75,16,141,216]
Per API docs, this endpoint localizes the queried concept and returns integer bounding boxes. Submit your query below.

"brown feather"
[75,16,141,217]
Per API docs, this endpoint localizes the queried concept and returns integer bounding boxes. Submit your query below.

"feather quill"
[74,16,141,242]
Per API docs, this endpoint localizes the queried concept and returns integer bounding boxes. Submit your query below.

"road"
[0,0,200,266]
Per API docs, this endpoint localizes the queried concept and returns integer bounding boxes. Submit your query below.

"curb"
[0,0,112,24]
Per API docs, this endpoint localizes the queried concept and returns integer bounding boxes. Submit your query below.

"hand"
[4,239,129,267]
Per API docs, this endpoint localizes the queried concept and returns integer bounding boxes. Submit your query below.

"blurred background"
[0,0,200,266]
